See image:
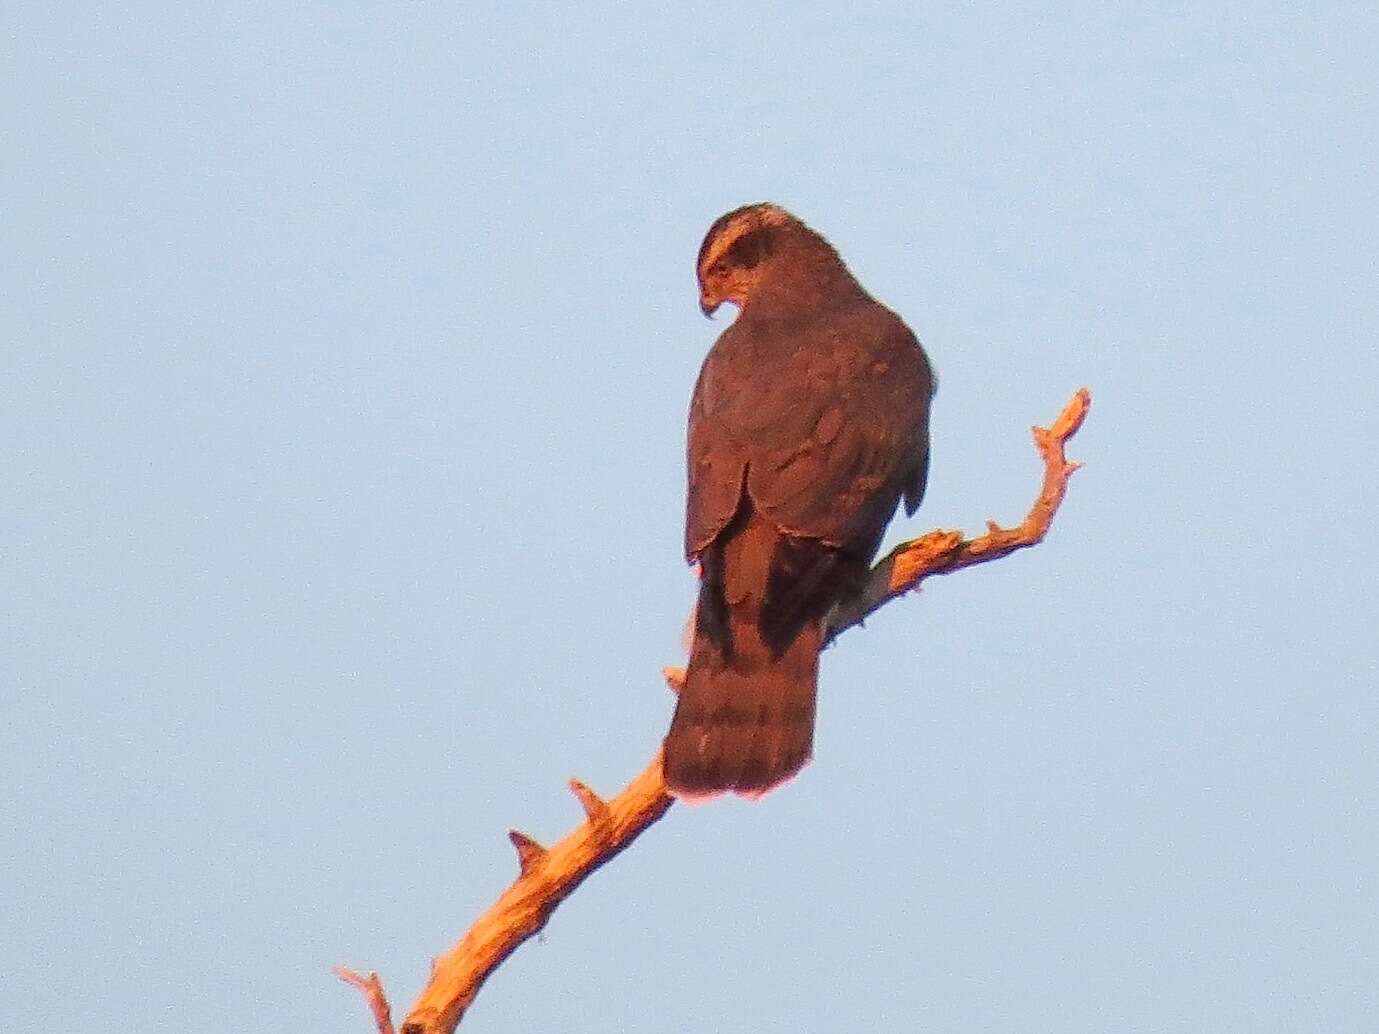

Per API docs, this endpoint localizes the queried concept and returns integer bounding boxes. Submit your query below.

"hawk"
[663,203,936,799]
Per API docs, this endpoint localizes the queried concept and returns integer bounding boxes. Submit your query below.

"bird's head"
[696,202,843,318]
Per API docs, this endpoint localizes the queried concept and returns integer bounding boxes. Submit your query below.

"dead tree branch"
[825,386,1090,642]
[334,968,396,1034]
[338,388,1091,1034]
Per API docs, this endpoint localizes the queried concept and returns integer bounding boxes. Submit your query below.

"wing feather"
[747,312,933,556]
[686,303,934,568]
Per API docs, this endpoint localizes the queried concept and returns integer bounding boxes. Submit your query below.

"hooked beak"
[699,291,721,319]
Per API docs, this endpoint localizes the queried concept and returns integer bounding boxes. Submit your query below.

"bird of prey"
[662,203,936,800]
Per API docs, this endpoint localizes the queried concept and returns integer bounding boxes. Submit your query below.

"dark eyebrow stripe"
[722,227,774,270]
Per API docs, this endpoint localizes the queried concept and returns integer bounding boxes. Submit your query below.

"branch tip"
[507,830,547,875]
[334,966,396,1034]
[568,778,611,823]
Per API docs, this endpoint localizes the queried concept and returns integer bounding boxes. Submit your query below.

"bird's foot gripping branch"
[338,388,1090,1034]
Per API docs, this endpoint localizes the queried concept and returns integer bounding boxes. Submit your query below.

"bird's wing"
[685,356,749,562]
[746,313,934,558]
[685,310,932,649]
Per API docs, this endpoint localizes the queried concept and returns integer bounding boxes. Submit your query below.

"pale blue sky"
[3,3,1377,1032]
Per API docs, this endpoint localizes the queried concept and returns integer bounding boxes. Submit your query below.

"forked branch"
[338,388,1091,1034]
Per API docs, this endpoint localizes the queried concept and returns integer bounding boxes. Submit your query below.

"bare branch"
[398,761,673,1034]
[825,387,1090,642]
[335,967,397,1034]
[340,389,1090,1033]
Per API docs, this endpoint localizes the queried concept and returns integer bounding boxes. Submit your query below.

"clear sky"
[4,3,1377,1032]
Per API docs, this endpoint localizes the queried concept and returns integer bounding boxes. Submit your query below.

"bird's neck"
[745,263,867,317]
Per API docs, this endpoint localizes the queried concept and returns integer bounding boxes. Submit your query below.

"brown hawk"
[662,203,936,800]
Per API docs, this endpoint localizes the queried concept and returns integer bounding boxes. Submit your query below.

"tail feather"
[663,512,821,799]
[664,503,835,800]
[663,622,820,798]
